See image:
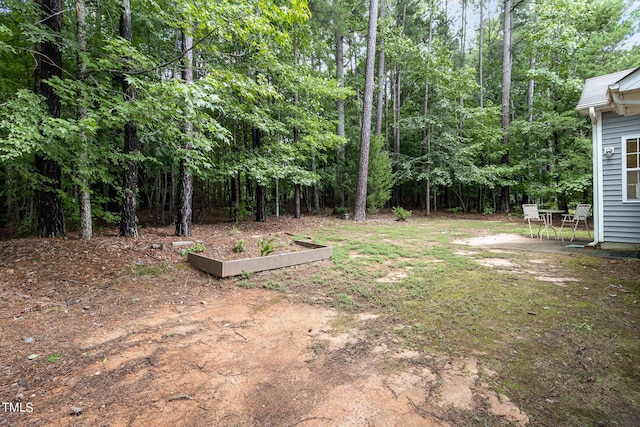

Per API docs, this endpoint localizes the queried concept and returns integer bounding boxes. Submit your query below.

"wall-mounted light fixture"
[604,147,615,157]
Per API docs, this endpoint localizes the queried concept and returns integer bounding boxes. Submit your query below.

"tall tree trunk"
[524,53,535,205]
[391,1,405,207]
[169,164,175,225]
[500,0,512,214]
[119,0,138,237]
[335,29,346,209]
[375,0,387,136]
[35,0,65,238]
[460,0,467,55]
[478,0,484,108]
[354,0,379,222]
[253,127,266,222]
[274,177,279,217]
[234,172,240,221]
[76,0,92,240]
[527,55,535,124]
[256,183,266,222]
[293,93,302,219]
[311,149,320,214]
[422,8,434,216]
[459,0,467,114]
[392,65,401,206]
[478,0,488,212]
[294,184,301,219]
[176,28,194,236]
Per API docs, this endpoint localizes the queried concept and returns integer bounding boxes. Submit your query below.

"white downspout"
[588,106,602,247]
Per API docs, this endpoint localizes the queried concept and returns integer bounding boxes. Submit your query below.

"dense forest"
[0,0,638,238]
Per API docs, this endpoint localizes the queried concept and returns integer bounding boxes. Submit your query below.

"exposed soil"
[1,212,552,426]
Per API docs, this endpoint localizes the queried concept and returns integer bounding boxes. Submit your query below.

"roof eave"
[576,102,614,114]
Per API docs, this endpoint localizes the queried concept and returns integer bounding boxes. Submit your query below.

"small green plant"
[392,206,412,221]
[577,322,593,332]
[234,239,246,253]
[237,270,255,288]
[181,243,206,256]
[239,270,253,280]
[258,237,276,256]
[47,353,62,363]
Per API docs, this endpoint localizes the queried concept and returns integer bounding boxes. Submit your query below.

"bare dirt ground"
[2,213,545,426]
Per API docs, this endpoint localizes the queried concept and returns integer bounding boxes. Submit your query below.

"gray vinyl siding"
[601,111,640,243]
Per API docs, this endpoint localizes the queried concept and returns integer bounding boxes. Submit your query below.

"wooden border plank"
[188,241,332,278]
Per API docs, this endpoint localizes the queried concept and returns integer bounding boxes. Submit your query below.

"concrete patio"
[458,233,640,260]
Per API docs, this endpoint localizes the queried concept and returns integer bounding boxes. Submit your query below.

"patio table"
[538,209,565,239]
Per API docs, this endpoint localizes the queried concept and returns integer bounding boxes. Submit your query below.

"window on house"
[625,137,640,201]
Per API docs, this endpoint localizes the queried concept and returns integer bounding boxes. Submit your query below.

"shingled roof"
[576,68,637,112]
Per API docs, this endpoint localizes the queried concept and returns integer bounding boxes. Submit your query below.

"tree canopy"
[0,0,638,235]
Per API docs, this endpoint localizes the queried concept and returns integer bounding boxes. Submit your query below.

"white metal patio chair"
[560,204,591,242]
[521,204,548,239]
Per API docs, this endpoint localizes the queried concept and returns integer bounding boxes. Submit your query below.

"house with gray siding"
[577,67,640,250]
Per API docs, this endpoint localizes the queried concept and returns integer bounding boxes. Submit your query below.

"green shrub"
[392,206,412,221]
[333,207,350,215]
[482,206,495,216]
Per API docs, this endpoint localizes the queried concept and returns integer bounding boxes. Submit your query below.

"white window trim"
[622,134,640,203]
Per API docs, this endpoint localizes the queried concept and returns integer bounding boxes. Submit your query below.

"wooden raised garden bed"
[188,240,332,278]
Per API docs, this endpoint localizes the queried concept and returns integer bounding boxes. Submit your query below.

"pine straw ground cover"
[0,210,638,426]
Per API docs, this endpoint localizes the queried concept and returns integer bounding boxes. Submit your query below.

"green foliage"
[0,90,46,161]
[47,353,62,363]
[239,271,253,280]
[0,0,638,232]
[482,206,495,216]
[392,206,412,221]
[234,239,246,253]
[258,237,276,257]
[333,207,350,215]
[181,243,206,256]
[344,135,394,213]
[366,136,394,214]
[334,293,359,310]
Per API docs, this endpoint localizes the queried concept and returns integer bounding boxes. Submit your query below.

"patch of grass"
[334,293,360,310]
[327,217,639,424]
[261,280,287,293]
[243,215,640,426]
[129,262,171,276]
[181,243,206,256]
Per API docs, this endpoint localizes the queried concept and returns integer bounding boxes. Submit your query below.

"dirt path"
[1,216,532,426]
[6,287,529,427]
